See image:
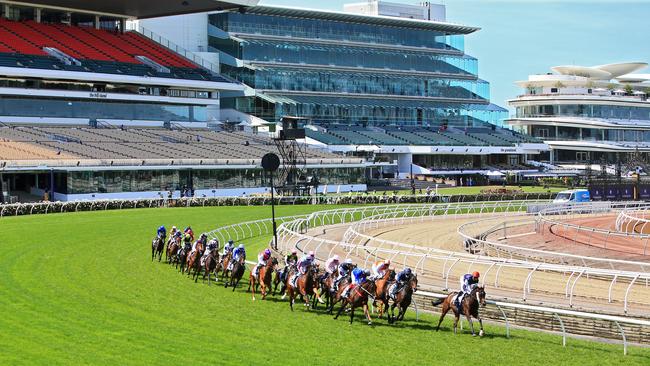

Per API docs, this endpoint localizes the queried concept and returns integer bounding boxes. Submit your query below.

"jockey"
[170,226,178,238]
[371,259,391,279]
[342,267,368,299]
[284,249,298,268]
[390,267,413,299]
[457,271,480,307]
[233,244,246,263]
[198,233,208,245]
[334,258,354,291]
[290,251,315,288]
[174,230,182,239]
[157,225,166,240]
[222,240,235,256]
[201,239,219,265]
[253,249,272,278]
[184,226,194,242]
[297,251,315,275]
[325,255,340,276]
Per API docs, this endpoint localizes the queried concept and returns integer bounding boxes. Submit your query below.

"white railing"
[274,202,650,315]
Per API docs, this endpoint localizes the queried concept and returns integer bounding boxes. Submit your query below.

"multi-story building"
[507,62,650,165]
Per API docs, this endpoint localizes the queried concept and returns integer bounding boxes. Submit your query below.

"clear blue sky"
[259,0,650,113]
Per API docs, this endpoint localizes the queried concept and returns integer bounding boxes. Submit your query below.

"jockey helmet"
[344,258,353,264]
[308,251,315,258]
[200,233,207,238]
[364,269,371,276]
[332,255,340,262]
[158,225,165,231]
[385,259,391,265]
[172,226,177,231]
[291,249,297,255]
[472,271,480,279]
[264,249,271,256]
[185,226,191,231]
[404,268,412,275]
[238,244,245,249]
[228,239,234,245]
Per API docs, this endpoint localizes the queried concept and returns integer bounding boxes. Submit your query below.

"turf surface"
[1,205,648,365]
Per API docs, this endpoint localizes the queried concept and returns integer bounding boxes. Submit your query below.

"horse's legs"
[349,304,355,324]
[289,289,295,312]
[334,300,346,319]
[363,304,372,325]
[467,314,475,336]
[436,303,450,331]
[478,317,484,337]
[453,314,460,335]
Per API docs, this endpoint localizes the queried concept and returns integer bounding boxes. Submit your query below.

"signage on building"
[89,92,108,98]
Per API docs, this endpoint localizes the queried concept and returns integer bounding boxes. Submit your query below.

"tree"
[606,83,616,91]
[554,81,565,89]
[624,84,634,95]
[586,80,595,89]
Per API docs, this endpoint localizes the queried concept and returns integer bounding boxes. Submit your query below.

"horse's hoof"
[367,321,372,326]
[472,333,476,337]
[479,330,484,337]
[252,298,256,301]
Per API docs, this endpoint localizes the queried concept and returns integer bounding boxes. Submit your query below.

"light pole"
[262,153,281,250]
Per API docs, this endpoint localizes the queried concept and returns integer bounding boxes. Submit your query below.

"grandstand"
[0,0,373,203]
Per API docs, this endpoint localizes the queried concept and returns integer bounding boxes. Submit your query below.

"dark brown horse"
[166,237,180,264]
[373,269,395,319]
[286,265,323,311]
[185,242,204,277]
[432,285,487,336]
[176,243,191,273]
[248,257,278,300]
[225,257,245,291]
[151,236,165,262]
[387,274,418,324]
[194,247,220,285]
[334,280,377,325]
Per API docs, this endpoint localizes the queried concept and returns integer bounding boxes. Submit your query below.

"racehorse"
[432,285,487,336]
[166,237,180,264]
[387,274,418,324]
[334,280,377,325]
[286,265,324,311]
[326,277,351,314]
[194,247,220,285]
[177,243,191,273]
[225,257,245,291]
[248,257,278,300]
[151,236,165,262]
[373,269,395,319]
[218,252,232,282]
[185,241,204,277]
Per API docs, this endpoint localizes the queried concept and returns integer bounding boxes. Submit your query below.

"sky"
[259,0,650,112]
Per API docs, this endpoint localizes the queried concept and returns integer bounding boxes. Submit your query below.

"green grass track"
[1,205,648,365]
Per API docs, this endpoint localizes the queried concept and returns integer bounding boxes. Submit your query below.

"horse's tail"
[431,298,445,307]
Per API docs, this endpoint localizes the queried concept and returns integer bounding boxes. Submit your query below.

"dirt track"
[302,214,650,317]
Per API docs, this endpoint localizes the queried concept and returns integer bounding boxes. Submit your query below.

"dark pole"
[410,161,415,195]
[270,170,278,250]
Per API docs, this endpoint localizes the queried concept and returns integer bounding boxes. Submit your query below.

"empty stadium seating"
[0,125,339,161]
[305,126,541,146]
[0,18,229,82]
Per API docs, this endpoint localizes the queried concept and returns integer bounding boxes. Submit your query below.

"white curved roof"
[551,62,648,80]
[616,74,650,83]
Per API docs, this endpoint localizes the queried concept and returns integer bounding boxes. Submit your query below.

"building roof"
[551,62,648,80]
[241,5,479,35]
[17,0,258,18]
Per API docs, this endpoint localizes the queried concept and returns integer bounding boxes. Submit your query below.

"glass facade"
[0,97,207,122]
[216,39,477,75]
[517,104,650,121]
[210,9,507,127]
[222,66,489,100]
[210,12,464,52]
[64,167,366,194]
[530,125,650,143]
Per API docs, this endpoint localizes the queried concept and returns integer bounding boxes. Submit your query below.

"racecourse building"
[507,62,650,166]
[0,0,370,202]
[139,1,548,179]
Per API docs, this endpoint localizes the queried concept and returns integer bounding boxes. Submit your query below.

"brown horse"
[166,237,180,264]
[248,257,278,300]
[373,270,395,319]
[185,242,204,277]
[432,285,487,336]
[194,247,220,285]
[217,252,232,282]
[225,257,245,291]
[387,274,418,324]
[327,276,351,314]
[334,280,377,325]
[286,265,324,311]
[176,243,191,273]
[151,236,165,262]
